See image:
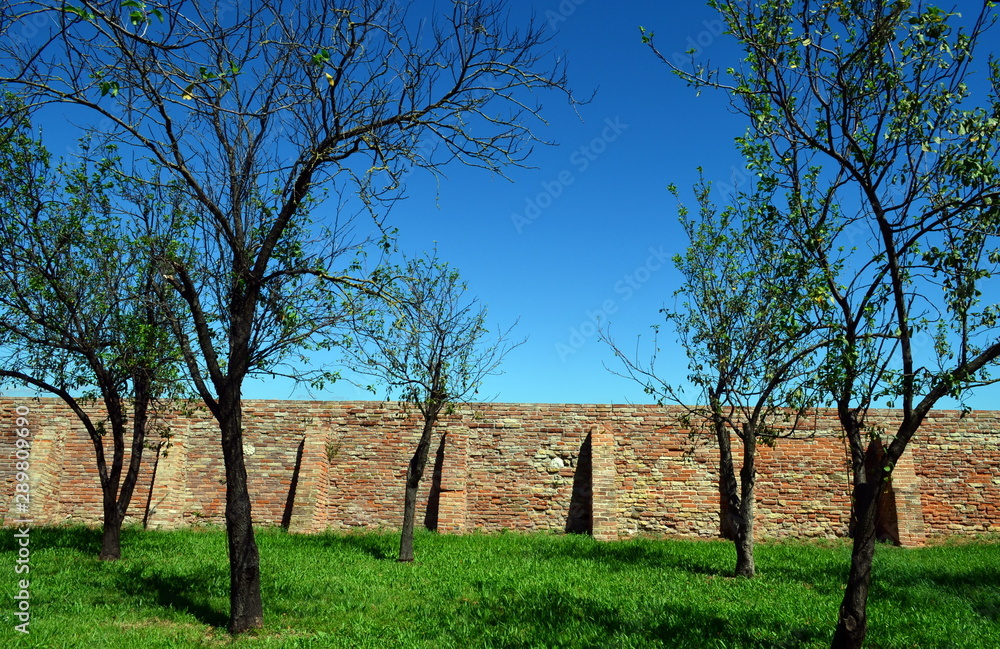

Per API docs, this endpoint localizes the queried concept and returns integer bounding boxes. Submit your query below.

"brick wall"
[3,398,999,544]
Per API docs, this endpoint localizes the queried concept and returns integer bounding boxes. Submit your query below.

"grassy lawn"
[1,526,997,648]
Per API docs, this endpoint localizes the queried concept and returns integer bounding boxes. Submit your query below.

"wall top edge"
[1,396,998,418]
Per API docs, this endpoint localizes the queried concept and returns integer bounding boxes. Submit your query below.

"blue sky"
[304,0,755,406]
[4,1,998,410]
[3,0,741,406]
[302,0,1000,410]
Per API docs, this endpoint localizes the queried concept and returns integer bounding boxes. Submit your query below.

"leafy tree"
[603,174,825,578]
[340,251,521,562]
[647,2,1000,646]
[1,0,571,632]
[0,105,183,560]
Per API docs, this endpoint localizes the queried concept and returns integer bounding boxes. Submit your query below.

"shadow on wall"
[848,438,901,545]
[424,432,447,531]
[565,432,592,534]
[281,437,306,530]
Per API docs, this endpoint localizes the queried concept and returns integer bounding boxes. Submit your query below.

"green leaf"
[99,81,120,97]
[62,5,95,21]
[311,49,332,66]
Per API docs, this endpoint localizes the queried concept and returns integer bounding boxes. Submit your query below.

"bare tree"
[1,0,571,633]
[340,250,521,562]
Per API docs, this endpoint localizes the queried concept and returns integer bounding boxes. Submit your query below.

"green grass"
[1,526,998,648]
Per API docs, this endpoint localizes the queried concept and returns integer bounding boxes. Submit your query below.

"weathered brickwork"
[3,398,998,544]
[910,410,1000,535]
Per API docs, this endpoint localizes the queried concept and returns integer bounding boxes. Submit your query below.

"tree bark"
[832,478,882,648]
[832,437,885,649]
[399,415,438,562]
[716,414,742,542]
[99,502,124,561]
[218,387,264,634]
[734,514,755,578]
[715,413,757,578]
[735,426,757,578]
[97,376,152,561]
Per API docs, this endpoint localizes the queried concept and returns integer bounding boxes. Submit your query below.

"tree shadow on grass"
[11,525,210,560]
[289,530,397,561]
[25,525,102,555]
[536,536,732,578]
[537,535,860,600]
[755,557,850,596]
[888,563,1000,592]
[462,586,830,649]
[599,540,731,577]
[871,561,1000,623]
[114,565,229,628]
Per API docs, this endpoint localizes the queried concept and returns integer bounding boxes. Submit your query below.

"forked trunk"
[399,415,438,562]
[97,380,150,561]
[716,414,742,542]
[715,410,757,577]
[219,390,263,634]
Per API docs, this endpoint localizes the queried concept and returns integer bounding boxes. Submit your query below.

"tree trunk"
[832,438,885,649]
[399,415,438,562]
[99,502,124,561]
[218,388,264,634]
[735,425,756,578]
[714,411,757,577]
[832,479,882,648]
[716,415,742,542]
[734,518,755,578]
[98,381,151,561]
